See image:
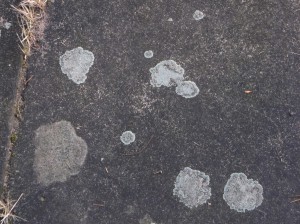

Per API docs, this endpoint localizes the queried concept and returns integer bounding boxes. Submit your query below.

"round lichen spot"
[193,10,205,20]
[144,50,154,59]
[175,81,199,98]
[59,47,94,84]
[173,167,211,208]
[33,120,88,186]
[149,60,185,87]
[223,173,264,212]
[120,131,136,145]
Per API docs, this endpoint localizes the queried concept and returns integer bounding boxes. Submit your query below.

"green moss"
[10,133,18,144]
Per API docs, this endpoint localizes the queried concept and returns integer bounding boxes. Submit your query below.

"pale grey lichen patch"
[223,173,264,212]
[59,47,94,84]
[150,60,184,87]
[139,214,156,224]
[193,10,205,20]
[4,22,12,29]
[144,50,154,58]
[33,120,88,186]
[175,81,199,98]
[173,167,211,208]
[120,131,136,145]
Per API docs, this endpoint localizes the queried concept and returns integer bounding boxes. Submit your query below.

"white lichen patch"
[193,10,205,20]
[120,131,136,145]
[33,120,88,186]
[139,214,156,224]
[144,50,154,58]
[4,22,12,29]
[175,81,199,98]
[149,60,185,87]
[59,47,94,84]
[223,173,264,212]
[173,167,211,208]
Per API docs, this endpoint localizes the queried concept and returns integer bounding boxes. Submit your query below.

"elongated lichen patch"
[59,47,94,84]
[34,120,88,186]
[173,167,211,208]
[149,60,184,87]
[223,173,264,212]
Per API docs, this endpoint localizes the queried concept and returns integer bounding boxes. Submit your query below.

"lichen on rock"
[59,47,94,84]
[173,167,211,208]
[223,173,264,212]
[149,60,184,87]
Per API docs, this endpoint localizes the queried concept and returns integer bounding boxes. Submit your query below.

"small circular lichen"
[149,60,185,87]
[144,50,154,59]
[223,173,264,212]
[120,131,136,145]
[173,167,211,208]
[175,81,199,98]
[193,10,205,20]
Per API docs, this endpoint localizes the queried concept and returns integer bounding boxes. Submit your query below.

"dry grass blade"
[0,193,26,224]
[12,0,48,56]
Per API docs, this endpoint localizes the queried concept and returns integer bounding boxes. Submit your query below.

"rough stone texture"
[7,0,300,223]
[34,120,88,186]
[223,173,263,212]
[173,167,211,208]
[0,0,20,191]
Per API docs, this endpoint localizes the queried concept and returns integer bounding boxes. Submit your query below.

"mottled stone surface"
[7,0,300,223]
[0,0,20,192]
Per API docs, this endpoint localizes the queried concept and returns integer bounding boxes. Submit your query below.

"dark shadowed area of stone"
[0,0,20,192]
[8,0,300,223]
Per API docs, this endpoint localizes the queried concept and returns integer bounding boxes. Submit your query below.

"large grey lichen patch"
[175,81,199,98]
[223,173,264,212]
[150,60,184,87]
[120,131,136,145]
[149,60,199,98]
[173,167,211,208]
[59,47,94,84]
[33,120,88,186]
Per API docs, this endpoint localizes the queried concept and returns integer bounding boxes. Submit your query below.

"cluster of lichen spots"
[33,120,88,186]
[149,60,199,98]
[173,167,211,208]
[120,131,136,145]
[223,173,264,212]
[59,47,94,84]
